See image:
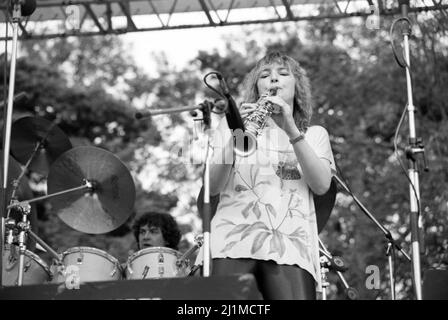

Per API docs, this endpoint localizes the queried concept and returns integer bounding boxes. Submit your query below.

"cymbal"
[47,146,136,234]
[10,116,72,175]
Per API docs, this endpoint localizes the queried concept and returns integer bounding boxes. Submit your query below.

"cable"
[203,71,226,114]
[393,103,421,219]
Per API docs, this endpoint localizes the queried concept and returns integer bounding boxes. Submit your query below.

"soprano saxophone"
[234,87,278,157]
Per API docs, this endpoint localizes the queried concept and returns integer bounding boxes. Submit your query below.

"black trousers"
[212,258,316,300]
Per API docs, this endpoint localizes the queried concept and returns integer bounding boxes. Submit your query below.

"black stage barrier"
[423,269,448,300]
[0,274,262,300]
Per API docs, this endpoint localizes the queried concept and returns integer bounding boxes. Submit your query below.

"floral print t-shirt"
[209,118,336,289]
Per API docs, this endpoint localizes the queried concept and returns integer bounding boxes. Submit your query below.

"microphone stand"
[135,101,214,277]
[319,239,358,300]
[1,1,27,288]
[334,175,411,300]
[397,2,426,300]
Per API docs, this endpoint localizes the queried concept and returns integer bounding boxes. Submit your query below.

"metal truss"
[0,0,447,40]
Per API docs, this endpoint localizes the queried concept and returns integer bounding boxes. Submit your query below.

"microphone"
[216,74,245,131]
[398,0,411,35]
[9,0,37,17]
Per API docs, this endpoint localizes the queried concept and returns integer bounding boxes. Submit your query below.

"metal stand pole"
[386,241,396,300]
[202,139,212,277]
[7,182,92,210]
[402,17,423,302]
[319,239,358,300]
[1,2,24,288]
[16,203,30,286]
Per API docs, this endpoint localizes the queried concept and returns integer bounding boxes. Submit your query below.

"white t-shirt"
[199,118,335,290]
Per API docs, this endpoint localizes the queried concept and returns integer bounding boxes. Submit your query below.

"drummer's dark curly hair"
[132,212,181,250]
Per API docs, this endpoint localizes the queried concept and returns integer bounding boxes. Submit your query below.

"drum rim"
[126,246,181,264]
[3,246,51,274]
[62,246,121,266]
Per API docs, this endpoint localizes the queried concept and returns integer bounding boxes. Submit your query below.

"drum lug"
[127,266,134,275]
[158,266,164,277]
[24,261,31,272]
[77,251,84,265]
[142,266,149,279]
[158,253,164,277]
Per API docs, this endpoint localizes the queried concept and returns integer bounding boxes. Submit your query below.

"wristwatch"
[289,131,305,145]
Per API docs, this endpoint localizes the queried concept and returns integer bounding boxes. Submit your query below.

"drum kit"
[1,116,194,288]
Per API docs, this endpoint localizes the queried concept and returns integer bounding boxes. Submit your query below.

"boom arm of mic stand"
[333,175,411,262]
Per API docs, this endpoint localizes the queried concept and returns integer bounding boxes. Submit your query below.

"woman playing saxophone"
[207,51,336,300]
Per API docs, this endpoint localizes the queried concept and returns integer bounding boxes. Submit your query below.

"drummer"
[132,211,181,250]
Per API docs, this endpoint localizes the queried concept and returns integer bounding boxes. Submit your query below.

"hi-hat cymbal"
[10,116,72,175]
[47,146,136,234]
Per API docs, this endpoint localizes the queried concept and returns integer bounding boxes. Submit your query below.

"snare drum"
[53,246,122,284]
[2,245,52,286]
[125,247,190,280]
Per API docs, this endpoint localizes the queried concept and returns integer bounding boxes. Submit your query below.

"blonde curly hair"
[242,51,313,131]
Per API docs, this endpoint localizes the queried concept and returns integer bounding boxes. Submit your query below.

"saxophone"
[234,87,278,157]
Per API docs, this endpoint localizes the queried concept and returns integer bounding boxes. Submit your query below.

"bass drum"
[125,247,190,280]
[2,245,52,286]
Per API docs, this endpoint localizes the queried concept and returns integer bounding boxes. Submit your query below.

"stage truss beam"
[0,0,446,40]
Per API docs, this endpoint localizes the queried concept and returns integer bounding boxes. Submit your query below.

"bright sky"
[121,25,244,75]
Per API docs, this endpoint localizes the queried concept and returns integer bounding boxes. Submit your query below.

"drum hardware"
[177,234,204,273]
[158,252,165,277]
[2,205,56,286]
[1,120,133,286]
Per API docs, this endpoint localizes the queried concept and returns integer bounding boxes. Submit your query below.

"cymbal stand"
[6,201,31,286]
[177,234,203,271]
[8,138,54,218]
[7,180,93,210]
[319,238,358,300]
